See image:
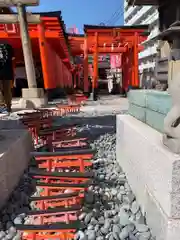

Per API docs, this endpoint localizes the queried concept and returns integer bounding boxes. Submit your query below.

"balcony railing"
[139,44,157,59]
[141,9,158,25]
[124,6,137,21]
[139,61,156,70]
[126,6,152,25]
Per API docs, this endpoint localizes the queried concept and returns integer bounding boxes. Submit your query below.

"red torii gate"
[83,25,149,98]
[0,11,73,93]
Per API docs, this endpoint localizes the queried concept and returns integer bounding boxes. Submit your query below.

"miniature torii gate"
[83,25,149,100]
[0,0,46,106]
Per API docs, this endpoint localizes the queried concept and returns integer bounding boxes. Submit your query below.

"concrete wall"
[160,41,170,58]
[116,114,180,240]
[0,121,32,208]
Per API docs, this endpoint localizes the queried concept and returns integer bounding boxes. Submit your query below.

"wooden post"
[72,69,76,89]
[130,48,134,87]
[133,32,139,87]
[122,53,126,92]
[60,61,64,88]
[37,23,49,89]
[73,68,77,89]
[83,35,89,93]
[129,49,134,88]
[122,51,129,93]
[77,65,81,89]
[93,32,98,100]
[17,4,37,88]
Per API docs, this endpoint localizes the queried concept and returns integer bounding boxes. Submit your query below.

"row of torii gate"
[0,0,150,102]
[81,25,149,97]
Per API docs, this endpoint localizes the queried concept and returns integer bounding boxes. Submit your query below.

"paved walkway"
[80,97,128,116]
[0,96,128,119]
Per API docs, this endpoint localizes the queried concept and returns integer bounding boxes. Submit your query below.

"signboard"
[99,55,105,62]
[110,55,121,69]
[0,0,39,6]
[0,14,40,23]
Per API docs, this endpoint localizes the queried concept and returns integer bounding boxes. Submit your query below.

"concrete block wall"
[146,91,172,115]
[146,109,165,132]
[128,104,146,122]
[128,90,172,132]
[128,89,147,107]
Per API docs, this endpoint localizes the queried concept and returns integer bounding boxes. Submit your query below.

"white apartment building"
[124,0,159,87]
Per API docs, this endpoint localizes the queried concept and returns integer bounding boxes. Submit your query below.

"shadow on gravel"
[54,115,116,142]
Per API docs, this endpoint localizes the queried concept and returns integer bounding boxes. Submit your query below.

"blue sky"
[27,0,124,33]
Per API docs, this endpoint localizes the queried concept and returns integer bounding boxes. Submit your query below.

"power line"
[101,1,166,28]
[109,8,124,25]
[106,8,122,25]
[102,4,124,26]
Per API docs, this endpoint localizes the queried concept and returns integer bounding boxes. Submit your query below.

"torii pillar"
[92,32,98,101]
[83,35,89,96]
[0,0,47,107]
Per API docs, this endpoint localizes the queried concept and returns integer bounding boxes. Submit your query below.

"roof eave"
[127,0,158,5]
[32,11,73,66]
[84,24,149,32]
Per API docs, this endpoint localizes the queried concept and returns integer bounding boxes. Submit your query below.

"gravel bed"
[0,97,152,240]
[0,166,36,240]
[75,133,154,240]
[0,133,153,240]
